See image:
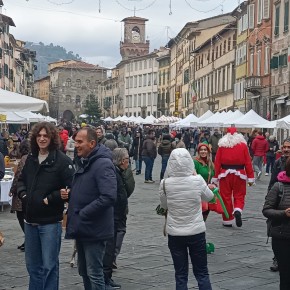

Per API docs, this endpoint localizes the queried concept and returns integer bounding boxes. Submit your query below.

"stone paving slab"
[0,156,280,289]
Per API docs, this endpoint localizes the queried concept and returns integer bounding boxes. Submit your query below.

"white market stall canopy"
[0,89,49,112]
[224,109,270,128]
[142,114,157,124]
[0,112,28,124]
[175,114,198,128]
[190,110,214,127]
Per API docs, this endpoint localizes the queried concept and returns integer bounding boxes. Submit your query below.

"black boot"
[270,257,278,272]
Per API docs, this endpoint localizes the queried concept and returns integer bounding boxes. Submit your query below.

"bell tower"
[120,16,150,60]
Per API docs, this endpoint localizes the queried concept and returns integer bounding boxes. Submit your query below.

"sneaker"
[257,171,262,180]
[108,278,121,289]
[149,179,155,183]
[222,224,232,228]
[144,180,149,183]
[234,211,242,227]
[265,173,269,176]
[270,257,279,272]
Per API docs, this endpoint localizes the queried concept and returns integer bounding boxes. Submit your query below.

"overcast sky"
[5,0,239,68]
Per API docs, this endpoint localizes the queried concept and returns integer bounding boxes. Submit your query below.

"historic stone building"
[34,75,50,102]
[167,13,236,117]
[48,60,107,120]
[156,48,170,116]
[233,1,249,113]
[246,0,272,119]
[0,1,36,97]
[271,0,290,119]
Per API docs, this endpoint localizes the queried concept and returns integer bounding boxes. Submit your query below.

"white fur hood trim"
[218,133,247,148]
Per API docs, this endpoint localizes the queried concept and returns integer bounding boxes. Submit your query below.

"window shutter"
[284,1,289,32]
[248,4,255,29]
[263,0,270,19]
[274,5,280,36]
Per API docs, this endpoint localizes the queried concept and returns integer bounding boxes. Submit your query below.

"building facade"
[246,0,272,119]
[34,75,50,102]
[234,1,249,113]
[270,0,290,119]
[48,60,107,120]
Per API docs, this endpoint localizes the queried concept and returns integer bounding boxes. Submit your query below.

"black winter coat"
[17,150,74,224]
[263,181,290,240]
[130,137,143,160]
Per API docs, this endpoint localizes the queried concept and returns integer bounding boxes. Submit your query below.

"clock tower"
[120,16,150,60]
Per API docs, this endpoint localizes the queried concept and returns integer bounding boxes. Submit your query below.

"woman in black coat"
[130,130,143,175]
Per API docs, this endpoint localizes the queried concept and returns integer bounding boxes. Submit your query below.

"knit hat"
[197,143,211,153]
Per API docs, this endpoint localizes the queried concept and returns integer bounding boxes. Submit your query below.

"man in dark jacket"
[65,127,117,290]
[142,130,157,183]
[103,148,135,289]
[209,129,221,162]
[268,138,290,272]
[158,134,172,180]
[17,122,74,290]
[96,127,107,145]
[251,131,269,180]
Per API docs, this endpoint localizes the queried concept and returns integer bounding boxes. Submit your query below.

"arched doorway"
[63,110,74,121]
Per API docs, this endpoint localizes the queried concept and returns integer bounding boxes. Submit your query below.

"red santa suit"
[212,127,255,226]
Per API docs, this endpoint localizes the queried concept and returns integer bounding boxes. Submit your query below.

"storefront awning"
[276,95,288,104]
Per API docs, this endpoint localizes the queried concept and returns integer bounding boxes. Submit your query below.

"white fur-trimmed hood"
[218,133,247,148]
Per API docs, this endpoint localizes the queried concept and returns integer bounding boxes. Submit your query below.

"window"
[76,95,81,104]
[153,72,157,85]
[284,1,289,32]
[148,93,151,104]
[148,73,151,86]
[143,74,147,86]
[4,64,8,77]
[138,93,141,106]
[125,77,129,89]
[134,62,138,71]
[86,80,90,87]
[183,69,189,84]
[65,95,72,103]
[264,46,269,75]
[129,76,133,88]
[139,61,142,70]
[250,52,254,75]
[263,0,270,19]
[270,55,279,69]
[149,59,152,68]
[257,50,261,76]
[142,93,146,106]
[66,78,71,87]
[228,37,231,51]
[76,79,81,88]
[248,4,255,29]
[138,75,142,87]
[243,13,248,30]
[134,76,137,88]
[144,60,147,69]
[274,5,280,36]
[257,0,262,24]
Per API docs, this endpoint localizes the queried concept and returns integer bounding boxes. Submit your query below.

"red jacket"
[251,135,269,157]
[59,130,69,150]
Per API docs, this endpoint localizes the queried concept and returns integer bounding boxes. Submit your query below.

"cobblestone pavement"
[0,155,280,289]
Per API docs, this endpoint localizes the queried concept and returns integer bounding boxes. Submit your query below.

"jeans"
[77,240,107,290]
[272,238,290,290]
[168,233,212,290]
[160,156,169,180]
[253,155,263,173]
[142,156,154,181]
[25,222,62,290]
[135,158,142,172]
[266,156,276,174]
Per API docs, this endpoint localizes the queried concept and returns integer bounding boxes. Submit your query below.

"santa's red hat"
[227,127,237,135]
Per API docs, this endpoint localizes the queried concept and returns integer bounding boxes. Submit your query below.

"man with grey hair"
[103,148,135,289]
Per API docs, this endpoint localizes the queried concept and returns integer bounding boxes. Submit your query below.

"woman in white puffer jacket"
[159,148,214,290]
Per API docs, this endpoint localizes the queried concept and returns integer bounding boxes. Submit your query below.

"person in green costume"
[194,143,215,221]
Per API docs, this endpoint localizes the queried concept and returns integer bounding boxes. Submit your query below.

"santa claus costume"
[212,127,255,227]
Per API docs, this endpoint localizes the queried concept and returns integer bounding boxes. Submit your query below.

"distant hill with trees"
[25,42,82,80]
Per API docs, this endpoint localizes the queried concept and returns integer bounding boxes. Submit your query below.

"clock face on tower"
[132,30,140,43]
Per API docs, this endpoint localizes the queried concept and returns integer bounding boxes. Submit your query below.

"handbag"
[156,179,167,216]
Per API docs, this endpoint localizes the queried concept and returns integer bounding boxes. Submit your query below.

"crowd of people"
[0,121,289,290]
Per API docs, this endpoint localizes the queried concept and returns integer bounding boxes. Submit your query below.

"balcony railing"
[245,76,262,90]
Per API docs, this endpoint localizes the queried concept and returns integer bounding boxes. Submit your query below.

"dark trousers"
[114,214,127,261]
[16,211,25,233]
[211,153,216,163]
[272,238,290,290]
[266,156,276,174]
[160,156,169,180]
[168,233,212,290]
